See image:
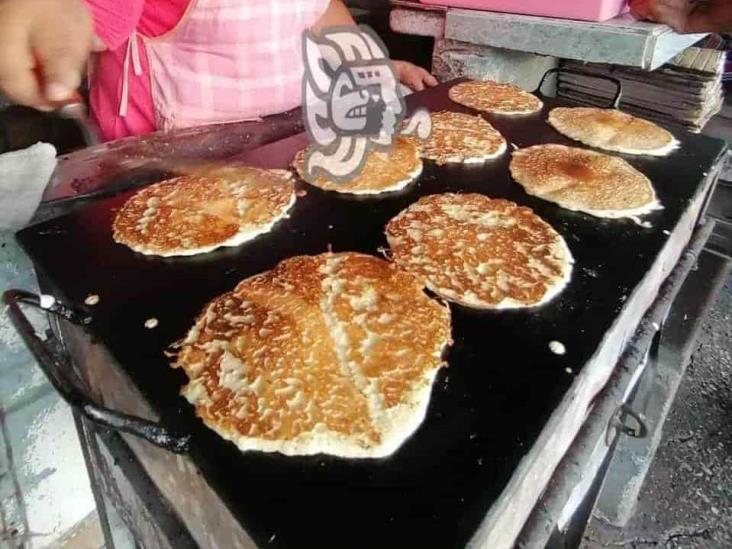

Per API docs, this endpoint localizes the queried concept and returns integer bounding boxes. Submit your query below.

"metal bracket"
[3,289,191,454]
[535,67,623,109]
[606,403,648,446]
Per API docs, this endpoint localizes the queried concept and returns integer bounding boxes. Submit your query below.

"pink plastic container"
[420,0,628,22]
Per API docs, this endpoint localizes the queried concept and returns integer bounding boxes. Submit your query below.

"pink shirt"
[85,0,328,141]
[86,0,189,141]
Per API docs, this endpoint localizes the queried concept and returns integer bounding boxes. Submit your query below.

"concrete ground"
[0,230,97,548]
[585,274,732,548]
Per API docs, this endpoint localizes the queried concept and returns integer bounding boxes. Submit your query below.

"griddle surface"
[16,83,725,548]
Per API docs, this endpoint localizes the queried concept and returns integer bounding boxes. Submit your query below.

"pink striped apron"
[120,0,329,131]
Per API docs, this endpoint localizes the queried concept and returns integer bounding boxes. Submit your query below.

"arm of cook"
[629,0,732,33]
[311,0,438,92]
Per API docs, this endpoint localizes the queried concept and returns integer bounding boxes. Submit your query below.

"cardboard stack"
[557,47,726,133]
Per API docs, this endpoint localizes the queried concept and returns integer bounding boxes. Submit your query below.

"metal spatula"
[54,92,101,147]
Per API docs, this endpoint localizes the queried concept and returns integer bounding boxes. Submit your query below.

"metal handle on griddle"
[535,67,623,109]
[3,290,191,454]
[606,403,648,446]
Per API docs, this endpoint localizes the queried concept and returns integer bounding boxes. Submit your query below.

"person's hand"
[629,0,732,33]
[393,60,438,92]
[0,0,93,110]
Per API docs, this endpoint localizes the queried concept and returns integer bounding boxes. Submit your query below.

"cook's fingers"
[405,72,426,92]
[0,29,47,107]
[419,67,438,87]
[628,0,653,20]
[0,67,48,108]
[33,26,89,102]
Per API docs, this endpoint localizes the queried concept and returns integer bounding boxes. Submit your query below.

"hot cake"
[292,137,422,195]
[172,252,452,458]
[548,107,678,156]
[113,167,295,257]
[413,111,506,165]
[510,144,660,219]
[386,193,573,309]
[449,79,543,115]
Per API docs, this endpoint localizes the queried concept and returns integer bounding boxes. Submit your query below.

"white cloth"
[0,143,57,230]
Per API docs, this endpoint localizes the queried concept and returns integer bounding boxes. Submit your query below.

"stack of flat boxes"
[557,47,725,133]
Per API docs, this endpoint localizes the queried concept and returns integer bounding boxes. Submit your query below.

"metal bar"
[45,313,118,549]
[589,248,732,531]
[515,219,716,549]
[72,411,117,549]
[93,427,198,549]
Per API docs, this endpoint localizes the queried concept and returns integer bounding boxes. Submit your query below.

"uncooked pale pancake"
[449,79,543,115]
[113,168,295,257]
[413,111,507,165]
[510,144,660,218]
[292,137,422,195]
[548,107,678,156]
[172,252,451,458]
[386,194,573,309]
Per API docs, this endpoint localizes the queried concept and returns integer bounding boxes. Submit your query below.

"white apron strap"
[119,32,143,118]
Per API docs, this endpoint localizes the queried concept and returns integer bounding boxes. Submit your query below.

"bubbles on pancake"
[386,194,573,309]
[548,107,678,156]
[449,80,543,115]
[292,137,422,195]
[510,144,660,219]
[172,252,451,458]
[408,111,506,165]
[113,168,296,257]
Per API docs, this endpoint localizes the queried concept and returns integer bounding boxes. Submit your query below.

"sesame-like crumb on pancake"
[172,252,452,458]
[548,107,678,156]
[386,194,573,309]
[408,111,507,165]
[113,167,295,257]
[448,79,543,115]
[292,137,422,195]
[510,144,660,218]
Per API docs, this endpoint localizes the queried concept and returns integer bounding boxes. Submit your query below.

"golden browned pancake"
[113,168,295,257]
[292,137,422,195]
[412,111,506,165]
[386,194,573,309]
[548,107,678,156]
[172,252,451,458]
[449,79,543,115]
[510,144,659,218]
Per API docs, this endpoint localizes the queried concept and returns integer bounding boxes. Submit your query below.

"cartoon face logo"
[302,26,431,182]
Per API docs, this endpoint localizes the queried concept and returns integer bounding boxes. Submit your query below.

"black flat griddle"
[16,82,726,549]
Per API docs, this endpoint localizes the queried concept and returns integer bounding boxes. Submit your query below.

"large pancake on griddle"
[113,167,295,257]
[414,111,507,165]
[173,252,452,458]
[292,137,422,195]
[386,193,573,309]
[510,144,659,218]
[449,79,543,115]
[548,107,678,156]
